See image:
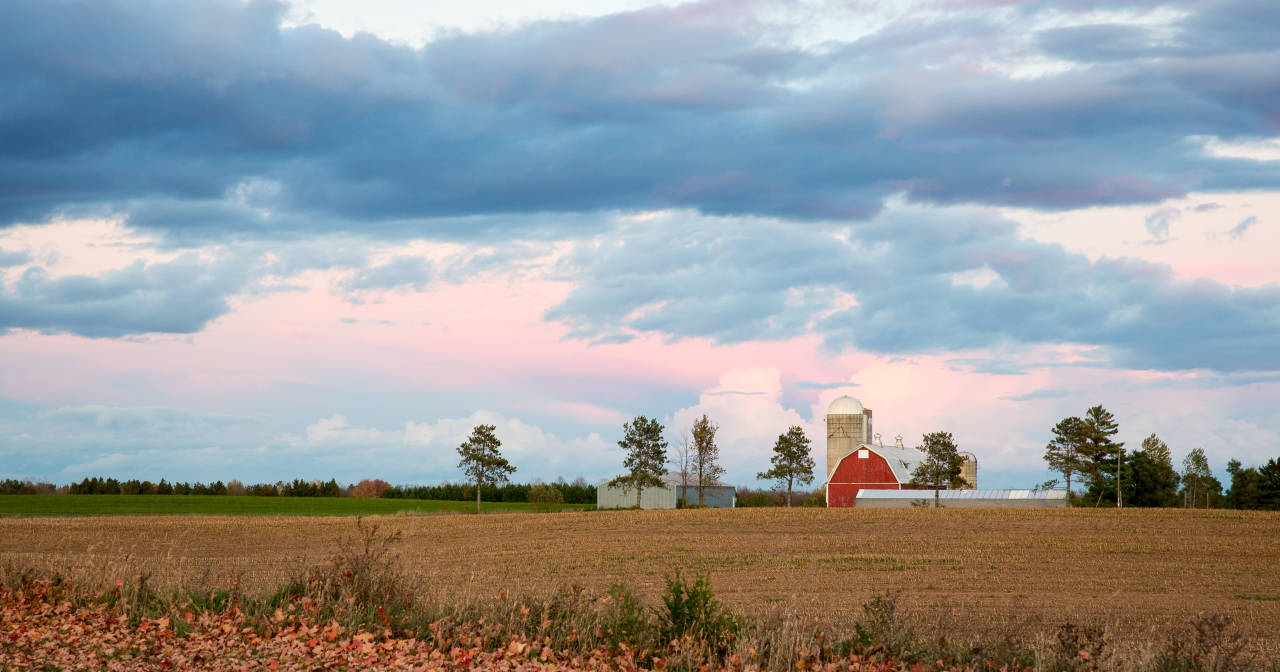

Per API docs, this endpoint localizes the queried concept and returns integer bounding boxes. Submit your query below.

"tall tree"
[1225,459,1263,510]
[1123,443,1179,507]
[691,414,725,506]
[456,424,516,514]
[1260,459,1280,510]
[1180,448,1215,508]
[910,431,964,507]
[758,426,815,507]
[672,430,693,508]
[1044,416,1088,497]
[610,415,669,508]
[1082,405,1125,507]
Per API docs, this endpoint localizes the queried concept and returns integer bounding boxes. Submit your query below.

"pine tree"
[1082,405,1125,506]
[1044,416,1088,498]
[609,416,668,508]
[457,424,516,513]
[758,426,815,507]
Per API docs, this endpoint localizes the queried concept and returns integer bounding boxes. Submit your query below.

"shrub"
[658,571,739,653]
[527,483,565,509]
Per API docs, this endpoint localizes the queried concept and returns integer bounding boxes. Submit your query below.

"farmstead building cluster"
[822,395,1066,508]
[824,395,969,507]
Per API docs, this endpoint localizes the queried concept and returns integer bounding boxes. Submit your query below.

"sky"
[1,0,1278,490]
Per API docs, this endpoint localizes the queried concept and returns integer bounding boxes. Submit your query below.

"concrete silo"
[825,396,873,482]
[959,452,978,489]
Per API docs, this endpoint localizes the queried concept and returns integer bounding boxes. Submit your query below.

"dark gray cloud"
[0,254,252,337]
[1,0,1279,239]
[547,208,1280,373]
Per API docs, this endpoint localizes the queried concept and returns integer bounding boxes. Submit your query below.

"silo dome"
[827,395,864,415]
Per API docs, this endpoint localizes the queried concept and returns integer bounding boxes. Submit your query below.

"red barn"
[825,443,924,507]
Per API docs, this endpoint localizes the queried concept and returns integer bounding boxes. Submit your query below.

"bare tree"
[672,430,693,507]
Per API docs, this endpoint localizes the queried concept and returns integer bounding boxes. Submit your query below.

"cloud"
[340,255,432,293]
[1144,206,1180,239]
[2,0,1280,240]
[1001,389,1071,402]
[668,367,817,484]
[791,380,859,390]
[1227,215,1257,239]
[0,402,616,484]
[0,248,29,266]
[547,207,1280,373]
[0,253,253,337]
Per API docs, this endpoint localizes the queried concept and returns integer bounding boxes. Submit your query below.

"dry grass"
[3,507,1278,664]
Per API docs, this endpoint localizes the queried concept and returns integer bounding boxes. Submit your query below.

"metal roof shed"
[854,488,1068,508]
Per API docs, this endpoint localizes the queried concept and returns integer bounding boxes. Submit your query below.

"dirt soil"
[3,507,1278,657]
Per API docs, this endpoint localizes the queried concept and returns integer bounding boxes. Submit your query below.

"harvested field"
[3,508,1279,662]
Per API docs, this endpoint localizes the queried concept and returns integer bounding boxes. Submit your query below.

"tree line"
[1043,405,1280,509]
[2,475,596,503]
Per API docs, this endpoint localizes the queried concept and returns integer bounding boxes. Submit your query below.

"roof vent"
[894,435,904,449]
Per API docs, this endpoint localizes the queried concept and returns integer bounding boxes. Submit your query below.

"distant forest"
[0,477,597,504]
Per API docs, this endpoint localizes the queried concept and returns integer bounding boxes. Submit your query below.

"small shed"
[597,472,736,509]
[854,488,1068,508]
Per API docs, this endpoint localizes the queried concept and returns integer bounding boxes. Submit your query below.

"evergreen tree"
[609,416,668,508]
[457,424,516,513]
[1260,458,1280,510]
[1044,416,1088,497]
[758,426,815,507]
[691,414,725,506]
[1124,444,1179,507]
[1082,405,1125,506]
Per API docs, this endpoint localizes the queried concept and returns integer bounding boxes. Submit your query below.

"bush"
[527,483,565,509]
[659,571,739,653]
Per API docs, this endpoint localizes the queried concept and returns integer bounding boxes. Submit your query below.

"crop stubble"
[2,507,1277,654]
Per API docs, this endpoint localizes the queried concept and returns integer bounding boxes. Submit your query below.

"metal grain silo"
[825,396,872,482]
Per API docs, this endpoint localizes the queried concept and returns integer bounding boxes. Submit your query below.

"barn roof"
[856,488,1067,500]
[824,442,926,486]
[864,443,925,485]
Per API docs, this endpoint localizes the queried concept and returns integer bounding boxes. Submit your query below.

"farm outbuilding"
[597,472,735,509]
[854,488,1069,508]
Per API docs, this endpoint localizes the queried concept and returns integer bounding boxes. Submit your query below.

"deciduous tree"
[672,430,693,507]
[457,424,516,513]
[758,426,815,507]
[610,416,668,508]
[910,431,964,507]
[691,414,725,506]
[1180,448,1215,508]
